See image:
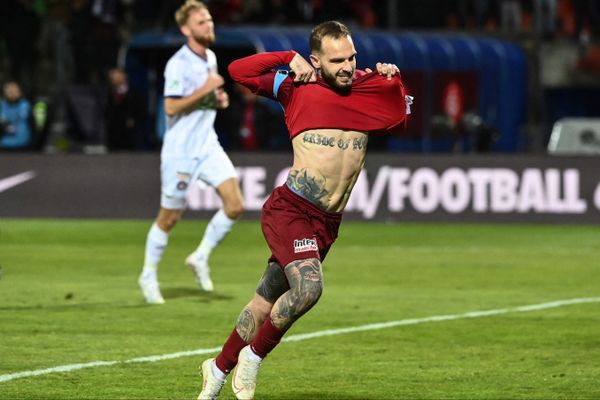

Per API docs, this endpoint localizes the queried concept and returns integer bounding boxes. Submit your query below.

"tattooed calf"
[236,307,258,342]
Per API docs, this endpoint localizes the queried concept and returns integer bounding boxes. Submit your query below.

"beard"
[321,68,353,95]
[193,32,215,47]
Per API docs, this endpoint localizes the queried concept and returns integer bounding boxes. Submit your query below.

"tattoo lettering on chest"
[303,133,367,151]
[352,136,368,150]
[303,133,335,147]
[287,169,329,207]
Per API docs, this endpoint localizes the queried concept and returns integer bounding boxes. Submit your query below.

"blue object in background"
[126,27,529,153]
[156,96,166,142]
[0,97,32,149]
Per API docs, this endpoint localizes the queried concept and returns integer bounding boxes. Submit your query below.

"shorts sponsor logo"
[176,172,190,191]
[294,238,318,253]
[177,181,188,190]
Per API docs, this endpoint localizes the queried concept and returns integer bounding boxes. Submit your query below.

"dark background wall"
[1,153,599,223]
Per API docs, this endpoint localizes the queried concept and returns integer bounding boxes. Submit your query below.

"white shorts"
[160,145,237,209]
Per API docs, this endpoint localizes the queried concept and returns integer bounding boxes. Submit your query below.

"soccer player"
[138,0,244,304]
[198,21,409,399]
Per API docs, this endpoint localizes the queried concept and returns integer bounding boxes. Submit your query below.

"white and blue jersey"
[162,45,219,158]
[160,44,236,209]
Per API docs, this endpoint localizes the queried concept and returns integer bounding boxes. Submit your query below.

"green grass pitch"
[0,218,599,399]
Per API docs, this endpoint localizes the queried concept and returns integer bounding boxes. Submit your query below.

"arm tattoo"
[236,307,257,342]
[286,169,329,207]
[271,258,324,331]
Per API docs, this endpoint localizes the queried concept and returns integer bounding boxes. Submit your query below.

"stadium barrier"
[1,153,599,223]
[127,28,528,152]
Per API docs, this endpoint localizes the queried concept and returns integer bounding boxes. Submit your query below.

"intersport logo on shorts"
[294,238,318,253]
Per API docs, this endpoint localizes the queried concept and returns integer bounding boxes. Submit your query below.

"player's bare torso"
[287,128,368,212]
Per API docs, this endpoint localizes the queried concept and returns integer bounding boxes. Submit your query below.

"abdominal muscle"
[287,128,368,212]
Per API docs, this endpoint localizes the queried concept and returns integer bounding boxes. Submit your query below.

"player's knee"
[157,213,181,232]
[224,200,244,219]
[249,297,272,321]
[161,219,177,232]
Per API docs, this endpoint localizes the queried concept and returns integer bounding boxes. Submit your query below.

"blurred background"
[1,0,599,156]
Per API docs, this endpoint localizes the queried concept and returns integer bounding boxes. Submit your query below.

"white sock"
[143,223,169,272]
[245,346,264,362]
[195,209,236,259]
[211,360,227,381]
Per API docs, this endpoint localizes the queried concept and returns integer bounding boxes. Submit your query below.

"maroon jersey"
[228,51,407,138]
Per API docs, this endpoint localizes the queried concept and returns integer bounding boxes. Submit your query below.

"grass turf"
[0,218,599,399]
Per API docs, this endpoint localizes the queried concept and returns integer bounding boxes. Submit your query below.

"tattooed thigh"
[284,258,324,301]
[271,258,324,329]
[256,262,290,303]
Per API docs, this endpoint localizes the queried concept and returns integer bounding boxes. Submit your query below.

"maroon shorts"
[261,184,343,268]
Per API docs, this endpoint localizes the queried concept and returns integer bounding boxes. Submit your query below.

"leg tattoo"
[271,258,324,331]
[235,307,257,343]
[234,262,288,342]
[256,262,290,303]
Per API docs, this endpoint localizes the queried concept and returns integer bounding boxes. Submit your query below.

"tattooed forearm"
[287,169,329,207]
[236,307,257,342]
[271,258,324,331]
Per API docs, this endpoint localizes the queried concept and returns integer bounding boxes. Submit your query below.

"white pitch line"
[1,296,599,384]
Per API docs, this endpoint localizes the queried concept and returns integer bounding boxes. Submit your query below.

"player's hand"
[365,63,399,80]
[205,73,225,91]
[215,87,229,109]
[290,53,317,83]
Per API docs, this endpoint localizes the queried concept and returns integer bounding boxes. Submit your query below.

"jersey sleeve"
[163,58,186,98]
[207,48,219,74]
[228,51,296,93]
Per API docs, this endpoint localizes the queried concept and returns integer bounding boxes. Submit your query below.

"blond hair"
[175,0,207,27]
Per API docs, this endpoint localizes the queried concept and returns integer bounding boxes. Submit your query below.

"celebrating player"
[198,20,409,399]
[138,0,244,304]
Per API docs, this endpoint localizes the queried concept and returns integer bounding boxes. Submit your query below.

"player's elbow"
[227,61,242,82]
[163,98,178,117]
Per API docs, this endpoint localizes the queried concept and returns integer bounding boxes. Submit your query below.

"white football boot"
[138,270,165,304]
[185,253,214,292]
[231,346,263,400]
[198,358,225,400]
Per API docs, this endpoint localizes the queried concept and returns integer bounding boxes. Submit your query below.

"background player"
[138,0,244,304]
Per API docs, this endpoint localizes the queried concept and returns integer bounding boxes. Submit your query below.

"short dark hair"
[309,21,352,54]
